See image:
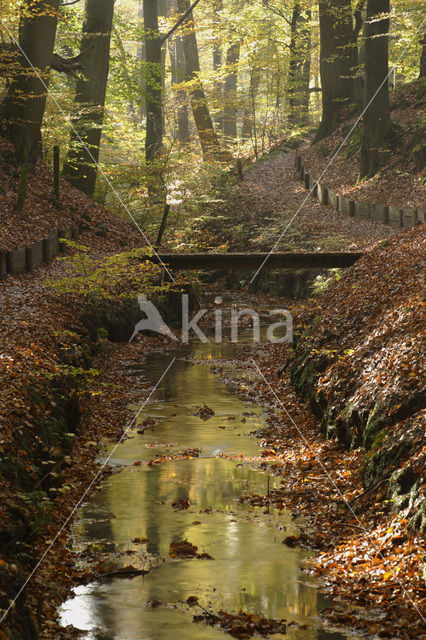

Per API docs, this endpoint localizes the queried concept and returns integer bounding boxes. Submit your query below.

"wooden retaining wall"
[294,151,425,228]
[0,226,79,278]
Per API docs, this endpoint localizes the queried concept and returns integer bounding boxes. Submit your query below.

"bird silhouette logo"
[129,295,178,342]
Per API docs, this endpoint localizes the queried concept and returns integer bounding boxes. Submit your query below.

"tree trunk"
[223,42,240,139]
[288,4,311,126]
[353,0,365,102]
[137,1,146,120]
[143,0,163,162]
[168,35,190,142]
[419,34,426,79]
[114,27,138,125]
[176,0,222,157]
[314,0,359,143]
[174,36,191,142]
[2,0,60,164]
[159,0,167,134]
[167,0,190,142]
[62,0,114,196]
[212,0,223,133]
[359,0,391,178]
[213,44,222,132]
[241,68,260,140]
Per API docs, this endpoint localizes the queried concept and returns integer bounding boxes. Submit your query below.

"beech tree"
[143,0,163,161]
[359,0,392,178]
[62,0,115,196]
[288,3,311,126]
[212,0,223,133]
[3,0,420,201]
[314,0,360,143]
[1,0,60,164]
[223,42,241,139]
[176,0,222,156]
[419,34,426,78]
[241,67,260,141]
[169,33,191,142]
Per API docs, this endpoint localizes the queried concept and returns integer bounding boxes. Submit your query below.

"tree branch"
[160,0,202,44]
[0,43,93,78]
[51,45,93,77]
[354,0,366,40]
[262,0,292,27]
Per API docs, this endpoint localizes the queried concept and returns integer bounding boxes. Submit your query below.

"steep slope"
[290,224,425,530]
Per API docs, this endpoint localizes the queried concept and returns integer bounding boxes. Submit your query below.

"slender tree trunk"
[288,4,311,126]
[168,35,177,132]
[62,0,114,196]
[358,2,367,69]
[212,0,223,132]
[223,42,240,139]
[114,27,137,125]
[241,68,260,140]
[359,0,391,178]
[143,0,163,162]
[137,1,146,120]
[168,35,190,142]
[174,36,191,142]
[213,45,222,132]
[314,0,359,143]
[167,0,190,142]
[2,0,60,164]
[353,0,365,102]
[177,0,222,157]
[419,34,426,78]
[159,0,167,134]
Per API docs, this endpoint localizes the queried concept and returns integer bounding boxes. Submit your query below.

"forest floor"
[171,81,424,255]
[0,115,424,639]
[169,147,398,254]
[301,81,426,209]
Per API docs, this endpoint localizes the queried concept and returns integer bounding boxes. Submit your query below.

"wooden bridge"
[149,252,363,271]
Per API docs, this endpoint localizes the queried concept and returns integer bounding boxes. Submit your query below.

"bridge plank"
[150,252,363,271]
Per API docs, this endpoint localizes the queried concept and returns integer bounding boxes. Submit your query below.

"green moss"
[331,402,364,449]
[369,428,385,453]
[362,437,410,489]
[363,403,386,450]
[345,124,362,159]
[290,355,319,397]
[325,421,337,439]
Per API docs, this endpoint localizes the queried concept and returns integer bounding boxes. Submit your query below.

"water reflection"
[59,341,353,640]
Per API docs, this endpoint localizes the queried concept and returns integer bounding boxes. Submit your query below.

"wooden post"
[0,251,6,278]
[53,145,60,201]
[304,172,310,189]
[17,164,29,212]
[156,204,170,248]
[236,158,244,181]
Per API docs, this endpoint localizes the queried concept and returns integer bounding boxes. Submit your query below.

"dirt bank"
[290,225,425,530]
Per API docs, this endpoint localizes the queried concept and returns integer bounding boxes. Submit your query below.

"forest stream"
[57,318,361,640]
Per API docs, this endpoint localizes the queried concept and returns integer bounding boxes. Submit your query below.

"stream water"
[59,337,357,640]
